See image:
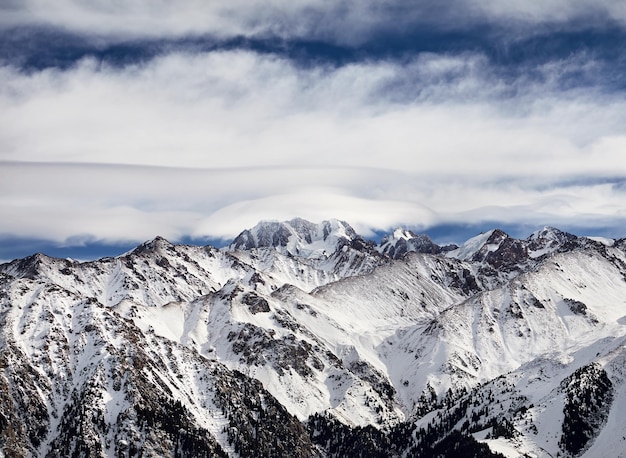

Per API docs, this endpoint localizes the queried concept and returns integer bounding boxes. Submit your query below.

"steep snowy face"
[377,229,444,259]
[446,229,517,263]
[229,218,360,259]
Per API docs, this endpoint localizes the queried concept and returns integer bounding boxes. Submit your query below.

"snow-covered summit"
[526,226,578,258]
[528,226,570,242]
[228,218,360,259]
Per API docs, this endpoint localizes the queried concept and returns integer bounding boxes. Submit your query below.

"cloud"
[1,0,625,46]
[2,39,626,247]
[469,0,626,27]
[2,160,626,245]
[1,50,625,171]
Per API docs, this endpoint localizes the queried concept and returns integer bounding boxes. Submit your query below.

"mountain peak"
[485,228,509,243]
[2,252,52,278]
[390,228,418,240]
[445,229,500,261]
[228,218,359,258]
[526,226,578,258]
[529,226,569,241]
[377,228,441,258]
[131,235,174,255]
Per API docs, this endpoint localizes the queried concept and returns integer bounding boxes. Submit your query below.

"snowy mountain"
[227,218,385,292]
[229,218,365,258]
[376,229,452,259]
[1,219,626,457]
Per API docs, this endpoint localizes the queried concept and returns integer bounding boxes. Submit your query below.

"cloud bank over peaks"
[2,161,626,250]
[1,1,625,258]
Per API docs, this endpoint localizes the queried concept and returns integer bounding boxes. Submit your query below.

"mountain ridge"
[1,218,626,457]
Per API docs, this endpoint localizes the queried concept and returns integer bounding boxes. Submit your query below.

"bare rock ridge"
[1,218,626,457]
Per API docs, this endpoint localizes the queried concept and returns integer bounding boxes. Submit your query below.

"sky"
[2,1,626,261]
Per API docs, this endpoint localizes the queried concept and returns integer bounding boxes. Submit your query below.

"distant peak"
[392,227,418,240]
[445,229,501,261]
[131,235,174,255]
[146,235,173,247]
[485,228,509,244]
[377,228,440,258]
[526,226,578,258]
[1,252,54,279]
[228,218,359,258]
[379,227,419,244]
[529,226,567,240]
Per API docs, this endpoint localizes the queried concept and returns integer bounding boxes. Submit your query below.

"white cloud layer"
[2,161,626,244]
[2,48,626,244]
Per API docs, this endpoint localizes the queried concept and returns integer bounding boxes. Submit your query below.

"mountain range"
[2,218,626,457]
